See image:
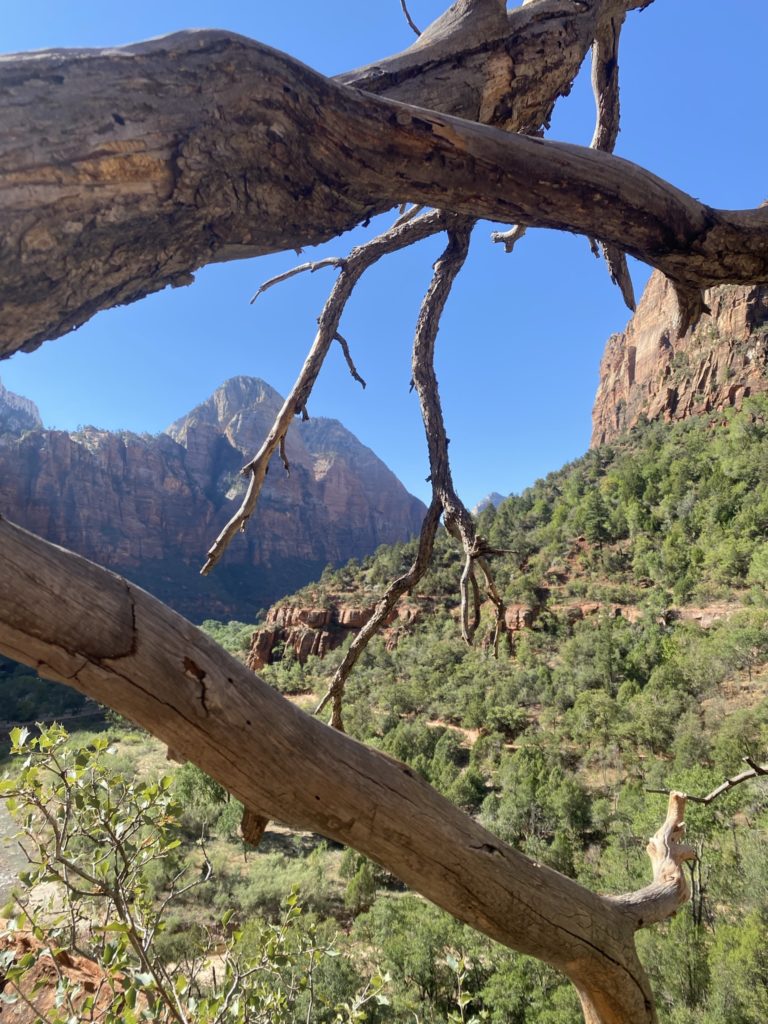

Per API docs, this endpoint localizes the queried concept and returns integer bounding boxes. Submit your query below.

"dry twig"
[399,0,422,37]
[647,757,768,806]
[249,257,344,304]
[589,13,635,311]
[201,210,447,575]
[334,332,366,389]
[315,497,443,729]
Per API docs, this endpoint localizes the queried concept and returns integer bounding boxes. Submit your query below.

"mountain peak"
[0,377,43,435]
[473,492,506,514]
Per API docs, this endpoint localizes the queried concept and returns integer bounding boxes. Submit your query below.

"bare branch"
[312,213,512,723]
[249,258,345,304]
[647,757,768,806]
[609,792,696,928]
[278,436,290,475]
[315,497,443,729]
[589,12,635,311]
[490,224,527,253]
[399,0,422,37]
[3,9,767,356]
[241,807,270,848]
[603,244,636,311]
[411,217,507,645]
[201,210,446,575]
[672,284,711,339]
[394,203,426,227]
[334,332,367,389]
[314,216,507,728]
[590,15,624,154]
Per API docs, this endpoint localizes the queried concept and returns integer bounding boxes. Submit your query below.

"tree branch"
[399,0,422,37]
[647,757,768,806]
[3,5,766,356]
[589,12,635,311]
[200,211,446,574]
[609,792,696,928]
[315,497,443,729]
[0,514,675,1023]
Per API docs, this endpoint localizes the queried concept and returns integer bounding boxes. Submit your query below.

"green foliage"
[5,401,768,1023]
[0,726,385,1024]
[198,619,258,655]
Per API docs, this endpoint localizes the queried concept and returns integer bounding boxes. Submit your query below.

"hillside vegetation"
[3,399,768,1022]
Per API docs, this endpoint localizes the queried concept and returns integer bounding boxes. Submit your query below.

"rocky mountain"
[0,377,42,435]
[591,272,768,447]
[472,492,506,514]
[0,376,425,621]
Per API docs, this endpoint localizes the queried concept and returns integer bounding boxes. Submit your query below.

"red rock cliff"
[591,273,768,447]
[0,377,425,621]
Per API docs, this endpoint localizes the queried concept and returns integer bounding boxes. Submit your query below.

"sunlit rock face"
[591,273,768,448]
[0,376,425,621]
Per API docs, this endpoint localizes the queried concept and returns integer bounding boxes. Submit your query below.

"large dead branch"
[1,2,767,356]
[0,515,697,1024]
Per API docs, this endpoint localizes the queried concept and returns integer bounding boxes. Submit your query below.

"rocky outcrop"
[247,595,424,670]
[591,273,768,447]
[0,926,140,1024]
[0,377,425,621]
[0,378,42,436]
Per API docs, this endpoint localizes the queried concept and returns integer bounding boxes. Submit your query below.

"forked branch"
[609,792,696,928]
[200,210,447,575]
[647,757,768,806]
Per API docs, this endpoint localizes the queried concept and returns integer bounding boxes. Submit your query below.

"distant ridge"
[0,377,42,435]
[0,377,425,621]
[473,492,506,514]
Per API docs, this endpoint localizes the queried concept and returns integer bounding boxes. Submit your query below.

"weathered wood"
[0,3,741,1019]
[0,515,692,1023]
[2,1,766,357]
[609,793,696,927]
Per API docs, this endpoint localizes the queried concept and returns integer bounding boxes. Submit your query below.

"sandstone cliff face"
[591,273,768,447]
[247,594,423,670]
[0,377,425,621]
[0,377,42,435]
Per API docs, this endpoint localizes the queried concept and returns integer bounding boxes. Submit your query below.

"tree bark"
[2,0,767,357]
[0,514,696,1023]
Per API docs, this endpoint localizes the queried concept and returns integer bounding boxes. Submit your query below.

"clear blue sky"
[2,2,765,508]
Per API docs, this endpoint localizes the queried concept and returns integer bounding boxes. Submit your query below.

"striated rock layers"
[0,376,425,621]
[247,597,423,671]
[591,272,768,447]
[0,377,42,436]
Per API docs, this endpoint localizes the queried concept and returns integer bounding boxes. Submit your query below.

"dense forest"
[2,399,768,1022]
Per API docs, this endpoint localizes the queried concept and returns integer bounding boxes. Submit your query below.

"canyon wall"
[592,273,768,447]
[0,376,425,621]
